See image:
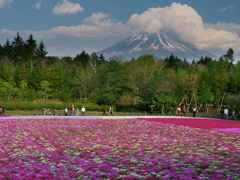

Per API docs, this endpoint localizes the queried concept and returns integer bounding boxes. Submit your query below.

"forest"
[0,33,240,117]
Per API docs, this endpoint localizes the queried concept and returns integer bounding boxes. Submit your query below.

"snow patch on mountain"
[99,32,214,60]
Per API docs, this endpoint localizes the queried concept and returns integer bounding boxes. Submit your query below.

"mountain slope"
[99,32,213,60]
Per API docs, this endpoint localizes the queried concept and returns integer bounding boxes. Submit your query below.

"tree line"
[0,33,240,117]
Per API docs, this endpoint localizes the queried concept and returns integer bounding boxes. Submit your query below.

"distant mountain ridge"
[99,32,214,60]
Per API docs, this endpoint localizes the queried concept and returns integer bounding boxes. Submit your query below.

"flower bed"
[146,117,240,129]
[0,118,240,179]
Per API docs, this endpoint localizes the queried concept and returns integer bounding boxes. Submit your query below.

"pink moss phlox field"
[0,118,240,179]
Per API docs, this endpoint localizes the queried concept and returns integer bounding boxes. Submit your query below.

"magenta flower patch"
[0,118,239,179]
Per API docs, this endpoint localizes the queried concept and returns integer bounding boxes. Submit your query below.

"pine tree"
[74,51,90,67]
[0,44,3,57]
[25,34,37,58]
[3,39,13,58]
[224,48,234,64]
[12,33,25,62]
[36,41,47,58]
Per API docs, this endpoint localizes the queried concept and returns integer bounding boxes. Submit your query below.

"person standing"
[176,107,181,116]
[232,110,236,120]
[81,106,86,115]
[76,108,80,116]
[64,107,68,116]
[0,106,5,116]
[224,108,229,119]
[192,107,197,117]
[109,106,113,115]
[181,105,186,116]
[70,104,75,116]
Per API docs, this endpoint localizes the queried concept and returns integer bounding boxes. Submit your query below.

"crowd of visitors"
[175,105,239,120]
[63,105,86,116]
[63,105,113,116]
[221,107,238,120]
[0,103,238,119]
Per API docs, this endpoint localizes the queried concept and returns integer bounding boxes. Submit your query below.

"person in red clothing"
[69,104,76,116]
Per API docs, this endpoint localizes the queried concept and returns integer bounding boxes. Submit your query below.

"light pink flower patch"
[217,128,240,133]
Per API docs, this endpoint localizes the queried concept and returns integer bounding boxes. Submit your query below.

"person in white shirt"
[224,108,229,119]
[192,107,197,117]
[109,106,113,115]
[176,107,181,116]
[64,107,68,116]
[81,106,86,115]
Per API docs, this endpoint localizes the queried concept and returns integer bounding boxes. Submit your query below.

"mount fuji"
[99,32,214,60]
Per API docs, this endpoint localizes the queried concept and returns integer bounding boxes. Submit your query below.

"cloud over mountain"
[50,3,240,53]
[128,3,240,51]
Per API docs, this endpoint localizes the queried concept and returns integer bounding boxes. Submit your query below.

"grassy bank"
[1,100,232,119]
[0,100,108,111]
[7,110,147,116]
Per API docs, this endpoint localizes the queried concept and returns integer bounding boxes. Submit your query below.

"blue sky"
[0,0,240,56]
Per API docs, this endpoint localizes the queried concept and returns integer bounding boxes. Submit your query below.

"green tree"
[25,34,37,58]
[0,80,17,100]
[223,48,234,64]
[198,86,214,104]
[74,51,90,67]
[39,80,51,102]
[36,41,48,58]
[164,54,189,70]
[12,33,25,63]
[3,39,13,58]
[96,61,131,105]
[17,80,30,100]
[0,62,15,82]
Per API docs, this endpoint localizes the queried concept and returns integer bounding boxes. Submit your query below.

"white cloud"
[128,3,240,50]
[219,5,234,13]
[51,12,131,38]
[207,23,240,36]
[0,29,15,37]
[53,0,83,15]
[0,0,11,8]
[1,3,240,56]
[35,0,42,10]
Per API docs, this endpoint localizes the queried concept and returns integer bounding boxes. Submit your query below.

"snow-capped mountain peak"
[99,32,213,60]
